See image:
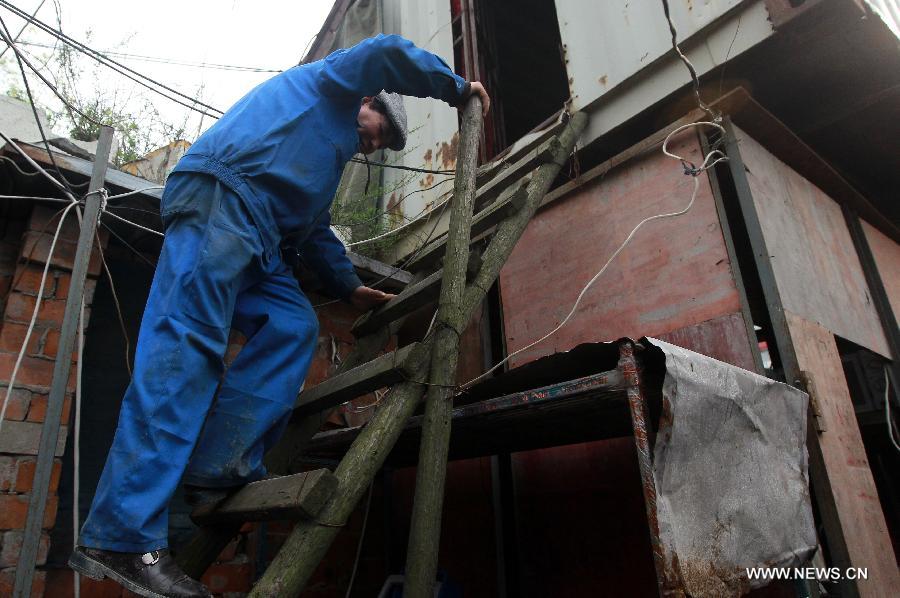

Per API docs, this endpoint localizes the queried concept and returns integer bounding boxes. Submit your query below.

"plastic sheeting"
[646,338,817,597]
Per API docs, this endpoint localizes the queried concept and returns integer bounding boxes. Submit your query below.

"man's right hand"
[466,81,491,117]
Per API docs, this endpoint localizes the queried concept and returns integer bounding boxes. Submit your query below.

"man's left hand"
[349,286,396,311]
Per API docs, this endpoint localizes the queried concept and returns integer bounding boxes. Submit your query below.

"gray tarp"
[646,338,817,597]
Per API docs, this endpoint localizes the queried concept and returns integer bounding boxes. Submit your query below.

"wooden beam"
[292,343,419,419]
[347,251,412,291]
[407,180,529,273]
[190,470,338,526]
[473,136,561,212]
[352,270,443,337]
[404,96,483,596]
[13,126,115,598]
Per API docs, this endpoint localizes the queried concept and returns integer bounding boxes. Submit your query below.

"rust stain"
[435,131,459,171]
[677,559,750,598]
[423,148,432,163]
[599,75,608,86]
[420,173,435,188]
[386,191,399,211]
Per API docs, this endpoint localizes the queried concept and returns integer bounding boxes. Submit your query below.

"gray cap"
[374,91,407,151]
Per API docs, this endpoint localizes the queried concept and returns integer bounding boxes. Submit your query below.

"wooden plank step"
[474,117,564,187]
[406,179,530,273]
[190,469,338,526]
[351,271,443,337]
[473,136,560,212]
[291,343,419,418]
[347,251,413,291]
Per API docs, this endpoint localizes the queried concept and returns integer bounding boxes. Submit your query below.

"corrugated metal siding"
[382,0,459,228]
[554,0,773,146]
[555,0,743,109]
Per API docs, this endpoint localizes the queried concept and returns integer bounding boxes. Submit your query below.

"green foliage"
[1,33,194,167]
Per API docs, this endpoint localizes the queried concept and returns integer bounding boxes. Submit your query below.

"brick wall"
[0,204,104,597]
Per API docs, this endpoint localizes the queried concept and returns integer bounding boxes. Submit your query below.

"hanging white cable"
[101,209,165,237]
[73,296,85,598]
[0,130,79,202]
[885,367,900,453]
[0,200,79,433]
[0,194,73,204]
[460,121,727,390]
[106,186,165,201]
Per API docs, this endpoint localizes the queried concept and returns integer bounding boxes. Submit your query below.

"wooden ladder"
[175,101,588,597]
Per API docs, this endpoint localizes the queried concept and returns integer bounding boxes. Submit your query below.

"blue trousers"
[80,174,319,552]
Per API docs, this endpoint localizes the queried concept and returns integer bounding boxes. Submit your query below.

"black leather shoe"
[69,546,212,598]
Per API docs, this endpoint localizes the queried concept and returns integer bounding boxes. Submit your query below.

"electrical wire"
[0,194,71,203]
[12,39,283,73]
[460,121,728,390]
[0,199,78,434]
[95,229,132,377]
[885,367,900,453]
[100,221,158,270]
[101,209,164,237]
[0,130,77,201]
[106,186,165,201]
[0,14,81,195]
[349,157,455,175]
[660,0,717,121]
[0,0,45,60]
[344,482,374,598]
[0,0,224,118]
[0,15,105,130]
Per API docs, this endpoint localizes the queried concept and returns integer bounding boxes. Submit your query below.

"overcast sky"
[0,0,334,142]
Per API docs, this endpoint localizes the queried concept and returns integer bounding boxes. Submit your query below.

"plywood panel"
[862,219,900,322]
[499,131,744,367]
[735,125,890,357]
[656,311,758,373]
[786,310,900,595]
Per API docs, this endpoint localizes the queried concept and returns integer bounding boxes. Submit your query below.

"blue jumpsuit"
[79,34,467,553]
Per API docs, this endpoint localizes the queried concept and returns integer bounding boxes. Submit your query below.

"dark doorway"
[452,0,569,158]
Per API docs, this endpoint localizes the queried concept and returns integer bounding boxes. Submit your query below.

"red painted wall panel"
[499,131,744,367]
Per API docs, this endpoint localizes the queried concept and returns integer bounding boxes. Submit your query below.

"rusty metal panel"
[861,219,900,324]
[499,131,743,367]
[734,124,890,358]
[647,337,816,597]
[784,311,900,596]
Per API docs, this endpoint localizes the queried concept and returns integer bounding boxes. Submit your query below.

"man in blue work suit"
[69,34,490,598]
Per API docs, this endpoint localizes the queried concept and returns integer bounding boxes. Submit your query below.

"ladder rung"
[407,180,529,273]
[189,469,338,525]
[292,343,420,417]
[352,271,443,337]
[473,136,561,212]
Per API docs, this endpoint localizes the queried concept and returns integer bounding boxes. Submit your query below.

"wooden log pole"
[403,97,483,596]
[178,310,408,576]
[247,111,587,597]
[13,126,115,597]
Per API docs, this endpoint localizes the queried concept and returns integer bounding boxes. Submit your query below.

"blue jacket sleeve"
[300,212,363,301]
[316,34,468,104]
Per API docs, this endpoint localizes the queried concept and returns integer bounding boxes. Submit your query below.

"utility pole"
[14,125,114,597]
